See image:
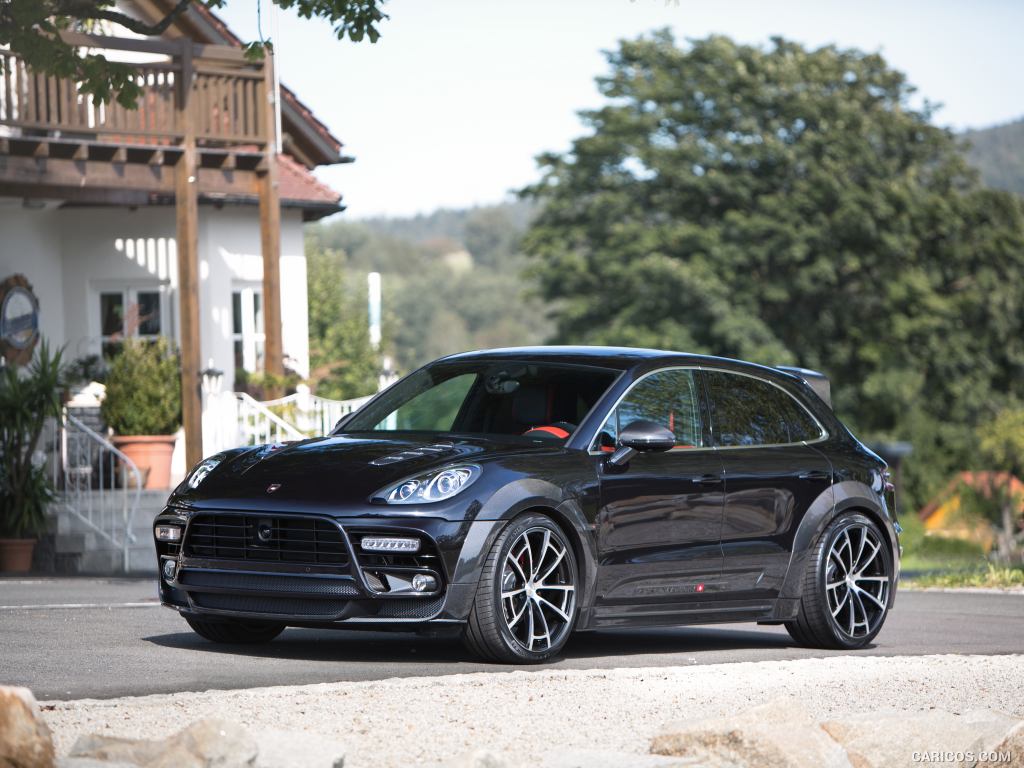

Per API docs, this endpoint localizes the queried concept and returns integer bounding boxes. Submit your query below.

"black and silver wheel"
[184,616,285,644]
[786,513,893,649]
[463,513,578,663]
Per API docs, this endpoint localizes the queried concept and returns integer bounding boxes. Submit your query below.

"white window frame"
[232,285,265,373]
[94,282,171,356]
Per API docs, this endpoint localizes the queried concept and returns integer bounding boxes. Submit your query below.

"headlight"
[185,455,224,490]
[374,464,481,504]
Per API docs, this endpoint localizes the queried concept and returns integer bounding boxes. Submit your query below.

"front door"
[701,369,834,601]
[593,368,725,624]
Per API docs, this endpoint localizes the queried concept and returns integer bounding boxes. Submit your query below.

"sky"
[217,0,1024,219]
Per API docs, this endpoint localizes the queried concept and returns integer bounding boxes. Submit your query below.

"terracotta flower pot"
[0,539,36,573]
[112,435,177,490]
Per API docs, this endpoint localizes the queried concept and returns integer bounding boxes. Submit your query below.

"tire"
[786,512,894,649]
[463,513,579,663]
[184,615,285,644]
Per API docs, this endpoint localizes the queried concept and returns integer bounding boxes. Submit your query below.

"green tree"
[307,246,379,400]
[522,32,1024,510]
[963,409,1024,562]
[307,202,552,374]
[0,0,387,106]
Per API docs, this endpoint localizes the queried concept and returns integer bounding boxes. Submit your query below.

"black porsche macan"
[154,346,900,663]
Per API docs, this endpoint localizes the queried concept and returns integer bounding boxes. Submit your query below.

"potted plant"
[0,341,64,573]
[100,338,182,491]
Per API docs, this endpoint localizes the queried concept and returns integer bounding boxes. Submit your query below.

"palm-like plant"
[0,341,66,538]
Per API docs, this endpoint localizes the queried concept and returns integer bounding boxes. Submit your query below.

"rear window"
[702,370,823,446]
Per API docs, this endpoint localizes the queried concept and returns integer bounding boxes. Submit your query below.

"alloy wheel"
[825,524,890,639]
[500,526,576,652]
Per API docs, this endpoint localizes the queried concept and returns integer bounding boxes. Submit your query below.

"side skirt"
[587,597,788,629]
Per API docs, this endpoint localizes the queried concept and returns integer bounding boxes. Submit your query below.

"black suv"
[155,347,899,663]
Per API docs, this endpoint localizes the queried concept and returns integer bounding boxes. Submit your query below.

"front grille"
[184,514,349,568]
[191,593,350,617]
[374,595,445,619]
[177,570,360,597]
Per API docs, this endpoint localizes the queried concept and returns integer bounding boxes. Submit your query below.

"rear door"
[593,368,725,621]
[701,369,832,602]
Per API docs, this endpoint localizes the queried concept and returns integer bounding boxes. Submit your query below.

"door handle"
[691,473,721,485]
[798,470,831,481]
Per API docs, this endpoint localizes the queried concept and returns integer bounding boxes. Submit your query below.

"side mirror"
[607,419,675,466]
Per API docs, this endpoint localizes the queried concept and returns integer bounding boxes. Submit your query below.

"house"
[918,471,1024,552]
[0,2,354,572]
[0,0,348,467]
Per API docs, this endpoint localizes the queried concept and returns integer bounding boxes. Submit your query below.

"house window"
[232,287,265,373]
[99,287,165,358]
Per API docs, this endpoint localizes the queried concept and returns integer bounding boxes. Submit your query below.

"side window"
[703,371,821,446]
[595,369,704,450]
[783,394,825,442]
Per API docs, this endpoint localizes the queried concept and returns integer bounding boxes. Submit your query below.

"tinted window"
[703,371,822,447]
[379,373,476,431]
[596,369,704,450]
[344,361,617,438]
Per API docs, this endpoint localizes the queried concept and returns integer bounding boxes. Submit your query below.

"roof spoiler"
[776,366,832,408]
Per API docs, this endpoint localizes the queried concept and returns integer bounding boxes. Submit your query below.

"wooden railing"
[0,34,266,148]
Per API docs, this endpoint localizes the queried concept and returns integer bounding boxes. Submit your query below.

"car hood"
[171,433,555,511]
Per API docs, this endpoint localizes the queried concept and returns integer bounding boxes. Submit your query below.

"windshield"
[339,360,620,441]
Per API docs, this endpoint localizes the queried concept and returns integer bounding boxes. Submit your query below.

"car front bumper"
[154,508,505,628]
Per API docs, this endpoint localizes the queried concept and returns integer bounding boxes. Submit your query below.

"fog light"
[361,536,420,553]
[162,558,177,581]
[412,574,437,593]
[155,525,182,542]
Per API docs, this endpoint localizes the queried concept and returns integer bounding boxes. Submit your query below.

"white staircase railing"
[45,410,142,572]
[235,391,306,445]
[202,388,375,455]
[258,388,372,437]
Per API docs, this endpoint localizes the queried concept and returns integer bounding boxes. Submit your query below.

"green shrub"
[101,339,181,436]
[0,340,65,537]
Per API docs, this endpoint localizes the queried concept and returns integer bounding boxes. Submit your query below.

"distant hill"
[963,119,1024,195]
[307,200,551,374]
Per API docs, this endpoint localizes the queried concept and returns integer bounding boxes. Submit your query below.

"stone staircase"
[43,491,166,574]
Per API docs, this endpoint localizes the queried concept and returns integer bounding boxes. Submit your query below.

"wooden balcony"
[0,32,273,202]
[1,31,268,143]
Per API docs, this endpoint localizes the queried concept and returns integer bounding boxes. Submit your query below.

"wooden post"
[175,39,203,469]
[259,49,284,395]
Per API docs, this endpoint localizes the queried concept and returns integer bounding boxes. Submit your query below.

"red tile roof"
[919,471,1024,521]
[277,153,342,208]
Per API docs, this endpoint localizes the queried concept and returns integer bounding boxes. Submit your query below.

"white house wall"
[0,202,66,350]
[0,199,311,452]
[201,205,311,388]
[57,206,179,361]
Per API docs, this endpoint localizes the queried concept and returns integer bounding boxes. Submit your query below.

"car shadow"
[143,623,804,666]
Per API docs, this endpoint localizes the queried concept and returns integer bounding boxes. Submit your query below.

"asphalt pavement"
[1,578,1021,700]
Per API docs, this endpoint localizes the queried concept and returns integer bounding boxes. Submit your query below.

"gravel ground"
[41,654,1024,768]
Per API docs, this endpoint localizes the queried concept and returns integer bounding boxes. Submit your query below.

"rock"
[68,719,257,768]
[66,734,161,767]
[651,699,851,768]
[821,709,1022,768]
[57,759,140,768]
[993,722,1024,768]
[0,685,56,768]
